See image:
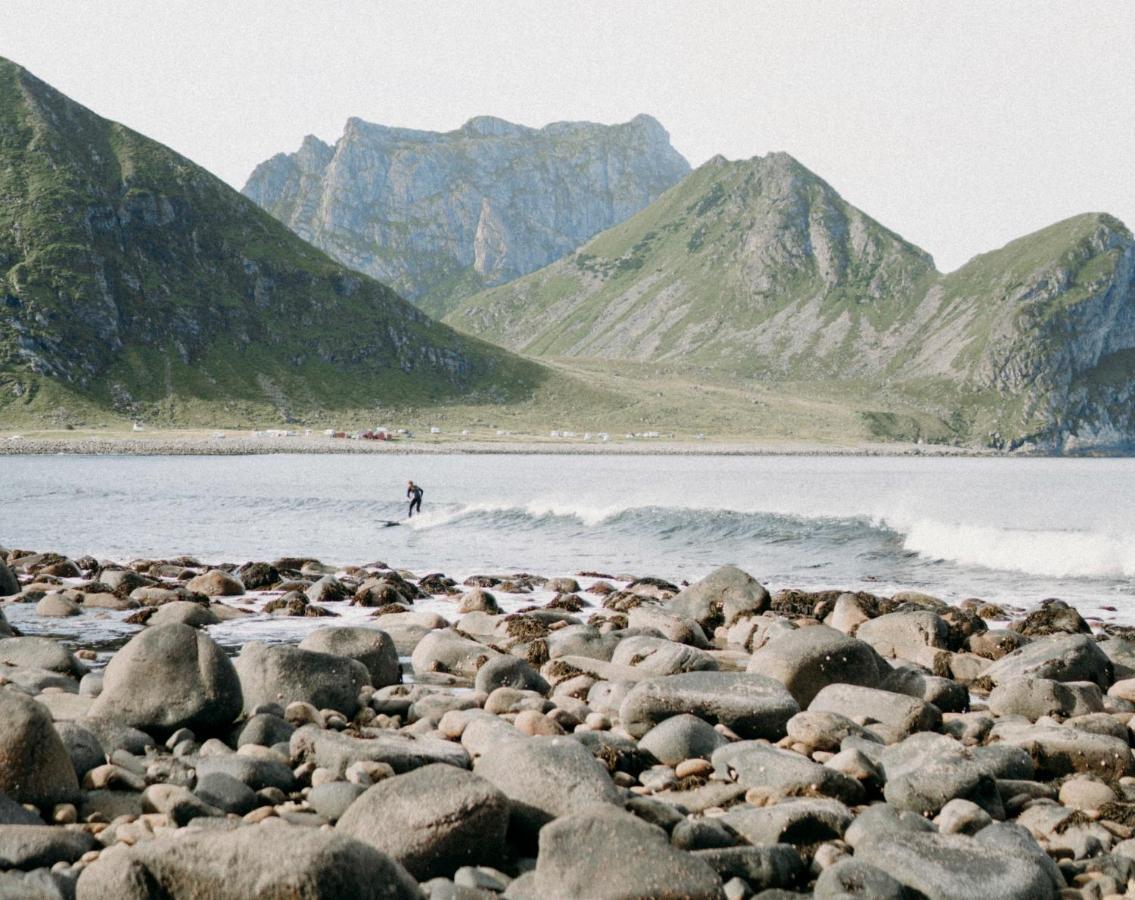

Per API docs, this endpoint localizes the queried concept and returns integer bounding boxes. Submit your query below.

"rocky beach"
[1,546,1133,898]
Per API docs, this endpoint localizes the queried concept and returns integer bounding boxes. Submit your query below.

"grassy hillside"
[0,57,546,426]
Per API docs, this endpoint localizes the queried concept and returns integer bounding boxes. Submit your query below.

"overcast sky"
[2,1,1132,271]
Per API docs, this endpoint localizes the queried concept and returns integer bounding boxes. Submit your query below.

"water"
[3,453,1134,642]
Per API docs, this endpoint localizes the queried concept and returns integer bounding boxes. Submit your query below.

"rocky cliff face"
[242,114,690,316]
[0,58,543,425]
[446,154,1135,452]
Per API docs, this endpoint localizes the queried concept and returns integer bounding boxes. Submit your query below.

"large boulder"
[988,677,1103,720]
[75,822,420,899]
[87,624,242,735]
[619,672,799,740]
[983,634,1113,689]
[854,830,1056,899]
[808,684,941,737]
[146,601,220,629]
[299,627,401,688]
[989,721,1133,779]
[880,733,1003,818]
[473,735,621,833]
[337,764,508,879]
[666,565,769,629]
[534,809,725,899]
[746,625,882,706]
[235,641,369,716]
[0,689,80,807]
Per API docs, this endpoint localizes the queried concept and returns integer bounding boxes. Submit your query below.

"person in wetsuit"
[407,480,423,517]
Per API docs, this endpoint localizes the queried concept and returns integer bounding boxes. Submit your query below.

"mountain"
[0,58,543,426]
[242,114,690,317]
[446,154,1135,451]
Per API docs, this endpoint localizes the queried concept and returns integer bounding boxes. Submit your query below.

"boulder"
[458,589,501,614]
[0,637,86,678]
[0,824,97,869]
[989,721,1133,779]
[814,858,906,899]
[0,689,80,806]
[785,710,880,752]
[534,809,724,900]
[610,635,717,676]
[722,798,854,846]
[712,741,864,805]
[87,624,242,734]
[236,561,279,590]
[988,677,1103,720]
[983,634,1112,689]
[746,625,882,706]
[146,601,220,628]
[854,830,1056,899]
[233,712,295,748]
[473,735,621,833]
[291,724,470,775]
[619,672,799,740]
[808,684,941,737]
[337,764,508,879]
[692,845,803,893]
[185,570,244,597]
[1013,600,1090,637]
[53,721,105,781]
[193,755,296,793]
[35,594,80,617]
[0,561,18,597]
[879,666,969,713]
[75,822,420,899]
[881,733,1003,818]
[638,714,728,766]
[235,641,369,716]
[474,655,549,695]
[856,610,949,659]
[666,565,769,629]
[627,605,709,647]
[411,629,500,680]
[308,781,365,822]
[299,627,401,688]
[193,772,258,815]
[82,591,140,610]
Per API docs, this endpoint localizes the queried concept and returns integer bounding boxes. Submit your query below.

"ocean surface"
[3,452,1134,617]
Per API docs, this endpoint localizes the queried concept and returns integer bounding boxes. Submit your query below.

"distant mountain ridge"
[0,58,543,425]
[446,153,1135,451]
[242,114,690,316]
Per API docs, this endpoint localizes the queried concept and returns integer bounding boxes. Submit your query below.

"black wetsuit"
[407,484,423,517]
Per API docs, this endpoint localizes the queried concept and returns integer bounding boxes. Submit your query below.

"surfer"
[407,480,423,518]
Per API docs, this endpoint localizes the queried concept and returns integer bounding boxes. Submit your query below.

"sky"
[2,1,1133,271]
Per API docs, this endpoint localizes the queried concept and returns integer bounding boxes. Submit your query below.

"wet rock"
[533,809,724,899]
[473,735,620,833]
[1012,600,1090,637]
[746,625,882,707]
[75,822,420,899]
[236,561,279,590]
[337,764,509,879]
[667,565,769,630]
[0,690,80,807]
[88,624,242,734]
[458,589,501,614]
[35,594,80,618]
[619,671,799,740]
[235,641,369,716]
[299,626,401,688]
[855,830,1056,899]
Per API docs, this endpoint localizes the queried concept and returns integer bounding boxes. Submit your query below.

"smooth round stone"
[308,781,365,822]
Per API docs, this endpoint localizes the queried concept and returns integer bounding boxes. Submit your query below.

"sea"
[3,453,1134,649]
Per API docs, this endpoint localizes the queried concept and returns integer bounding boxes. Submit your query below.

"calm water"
[2,454,1134,626]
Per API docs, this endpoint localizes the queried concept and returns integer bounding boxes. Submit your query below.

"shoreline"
[0,430,1004,458]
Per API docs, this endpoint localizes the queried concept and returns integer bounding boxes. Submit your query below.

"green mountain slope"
[447,155,1135,451]
[0,58,545,426]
